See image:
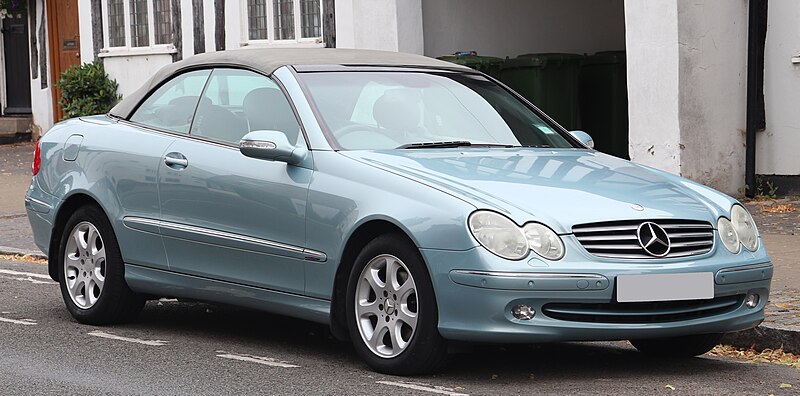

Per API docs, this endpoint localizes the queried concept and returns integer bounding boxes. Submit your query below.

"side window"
[190,68,302,145]
[129,70,212,133]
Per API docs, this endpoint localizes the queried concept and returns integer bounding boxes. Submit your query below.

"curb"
[0,245,46,259]
[721,324,800,354]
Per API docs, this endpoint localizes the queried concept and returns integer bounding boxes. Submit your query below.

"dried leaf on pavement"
[0,254,47,265]
[763,204,796,213]
[709,345,800,370]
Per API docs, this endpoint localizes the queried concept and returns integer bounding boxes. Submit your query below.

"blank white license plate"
[617,273,714,303]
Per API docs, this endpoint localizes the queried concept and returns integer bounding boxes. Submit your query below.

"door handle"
[164,153,188,169]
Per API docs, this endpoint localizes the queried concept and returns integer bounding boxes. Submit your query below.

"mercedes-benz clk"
[25,48,772,375]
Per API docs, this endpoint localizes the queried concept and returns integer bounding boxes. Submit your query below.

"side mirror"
[569,130,594,149]
[239,130,306,165]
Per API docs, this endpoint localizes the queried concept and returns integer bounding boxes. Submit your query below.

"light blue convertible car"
[26,48,772,374]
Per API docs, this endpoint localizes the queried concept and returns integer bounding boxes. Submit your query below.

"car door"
[157,68,311,294]
[120,69,214,270]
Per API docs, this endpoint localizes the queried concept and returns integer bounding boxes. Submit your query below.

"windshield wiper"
[397,141,473,149]
[397,141,514,149]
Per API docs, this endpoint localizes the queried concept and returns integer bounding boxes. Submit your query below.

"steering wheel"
[333,124,409,149]
[332,123,383,140]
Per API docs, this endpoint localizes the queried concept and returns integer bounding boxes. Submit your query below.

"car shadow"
[112,300,745,382]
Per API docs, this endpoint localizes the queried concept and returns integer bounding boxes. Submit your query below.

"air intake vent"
[572,219,714,259]
[542,295,743,324]
[542,295,744,324]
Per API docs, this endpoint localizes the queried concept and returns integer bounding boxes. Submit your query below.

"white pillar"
[625,0,682,175]
[625,0,748,194]
[335,0,423,54]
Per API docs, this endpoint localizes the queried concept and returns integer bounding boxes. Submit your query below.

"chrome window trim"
[123,216,327,262]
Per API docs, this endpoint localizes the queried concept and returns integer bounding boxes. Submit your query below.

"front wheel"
[345,233,448,375]
[629,333,723,357]
[58,205,144,325]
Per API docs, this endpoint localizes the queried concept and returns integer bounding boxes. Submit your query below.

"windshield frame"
[291,65,585,151]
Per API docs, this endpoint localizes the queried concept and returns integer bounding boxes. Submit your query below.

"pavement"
[1,141,799,354]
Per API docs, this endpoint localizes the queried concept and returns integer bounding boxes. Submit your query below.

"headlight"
[731,204,759,251]
[523,223,565,260]
[717,217,740,254]
[468,211,529,260]
[468,211,564,261]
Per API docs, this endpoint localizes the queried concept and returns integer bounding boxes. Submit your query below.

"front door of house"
[46,0,81,121]
[2,14,32,114]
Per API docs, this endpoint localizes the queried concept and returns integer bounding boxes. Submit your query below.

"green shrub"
[56,60,121,118]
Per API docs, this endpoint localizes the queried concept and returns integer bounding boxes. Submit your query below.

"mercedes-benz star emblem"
[636,222,671,257]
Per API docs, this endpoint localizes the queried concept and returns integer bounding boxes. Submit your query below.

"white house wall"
[103,54,175,98]
[28,0,53,135]
[422,0,626,58]
[757,0,800,176]
[97,0,227,99]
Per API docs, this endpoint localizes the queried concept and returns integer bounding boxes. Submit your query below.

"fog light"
[512,305,535,320]
[745,294,760,308]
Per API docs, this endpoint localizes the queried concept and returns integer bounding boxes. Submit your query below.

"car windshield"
[297,71,577,150]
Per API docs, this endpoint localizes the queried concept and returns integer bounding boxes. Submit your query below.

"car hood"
[341,149,734,234]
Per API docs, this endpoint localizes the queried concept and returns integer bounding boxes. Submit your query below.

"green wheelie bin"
[437,53,505,79]
[499,53,583,130]
[579,51,629,159]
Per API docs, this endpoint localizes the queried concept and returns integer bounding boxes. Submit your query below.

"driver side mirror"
[239,130,306,165]
[569,130,594,149]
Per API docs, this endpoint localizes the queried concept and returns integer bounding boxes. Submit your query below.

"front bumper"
[422,241,772,343]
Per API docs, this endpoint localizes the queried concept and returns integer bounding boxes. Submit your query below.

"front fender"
[304,151,478,299]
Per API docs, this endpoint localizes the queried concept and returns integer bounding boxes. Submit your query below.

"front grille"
[542,295,744,324]
[572,219,714,259]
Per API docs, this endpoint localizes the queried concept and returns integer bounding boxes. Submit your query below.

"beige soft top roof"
[109,47,470,119]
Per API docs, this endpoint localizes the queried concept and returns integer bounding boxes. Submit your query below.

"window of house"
[245,0,323,44]
[105,0,174,50]
[129,70,212,133]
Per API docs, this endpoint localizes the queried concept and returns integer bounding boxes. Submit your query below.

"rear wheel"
[345,233,448,375]
[58,205,144,324]
[630,333,723,357]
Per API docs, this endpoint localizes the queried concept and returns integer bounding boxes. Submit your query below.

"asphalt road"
[1,258,798,395]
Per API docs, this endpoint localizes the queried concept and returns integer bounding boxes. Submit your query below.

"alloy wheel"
[354,254,418,358]
[64,221,106,309]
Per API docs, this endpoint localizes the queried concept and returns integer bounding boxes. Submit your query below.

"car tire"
[57,205,144,325]
[345,233,448,375]
[629,333,723,357]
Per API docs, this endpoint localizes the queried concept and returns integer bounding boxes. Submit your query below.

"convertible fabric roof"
[109,48,469,119]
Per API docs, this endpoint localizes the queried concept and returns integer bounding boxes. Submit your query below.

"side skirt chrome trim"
[123,216,327,262]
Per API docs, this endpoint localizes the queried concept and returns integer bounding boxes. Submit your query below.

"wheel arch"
[329,218,421,341]
[47,192,111,281]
